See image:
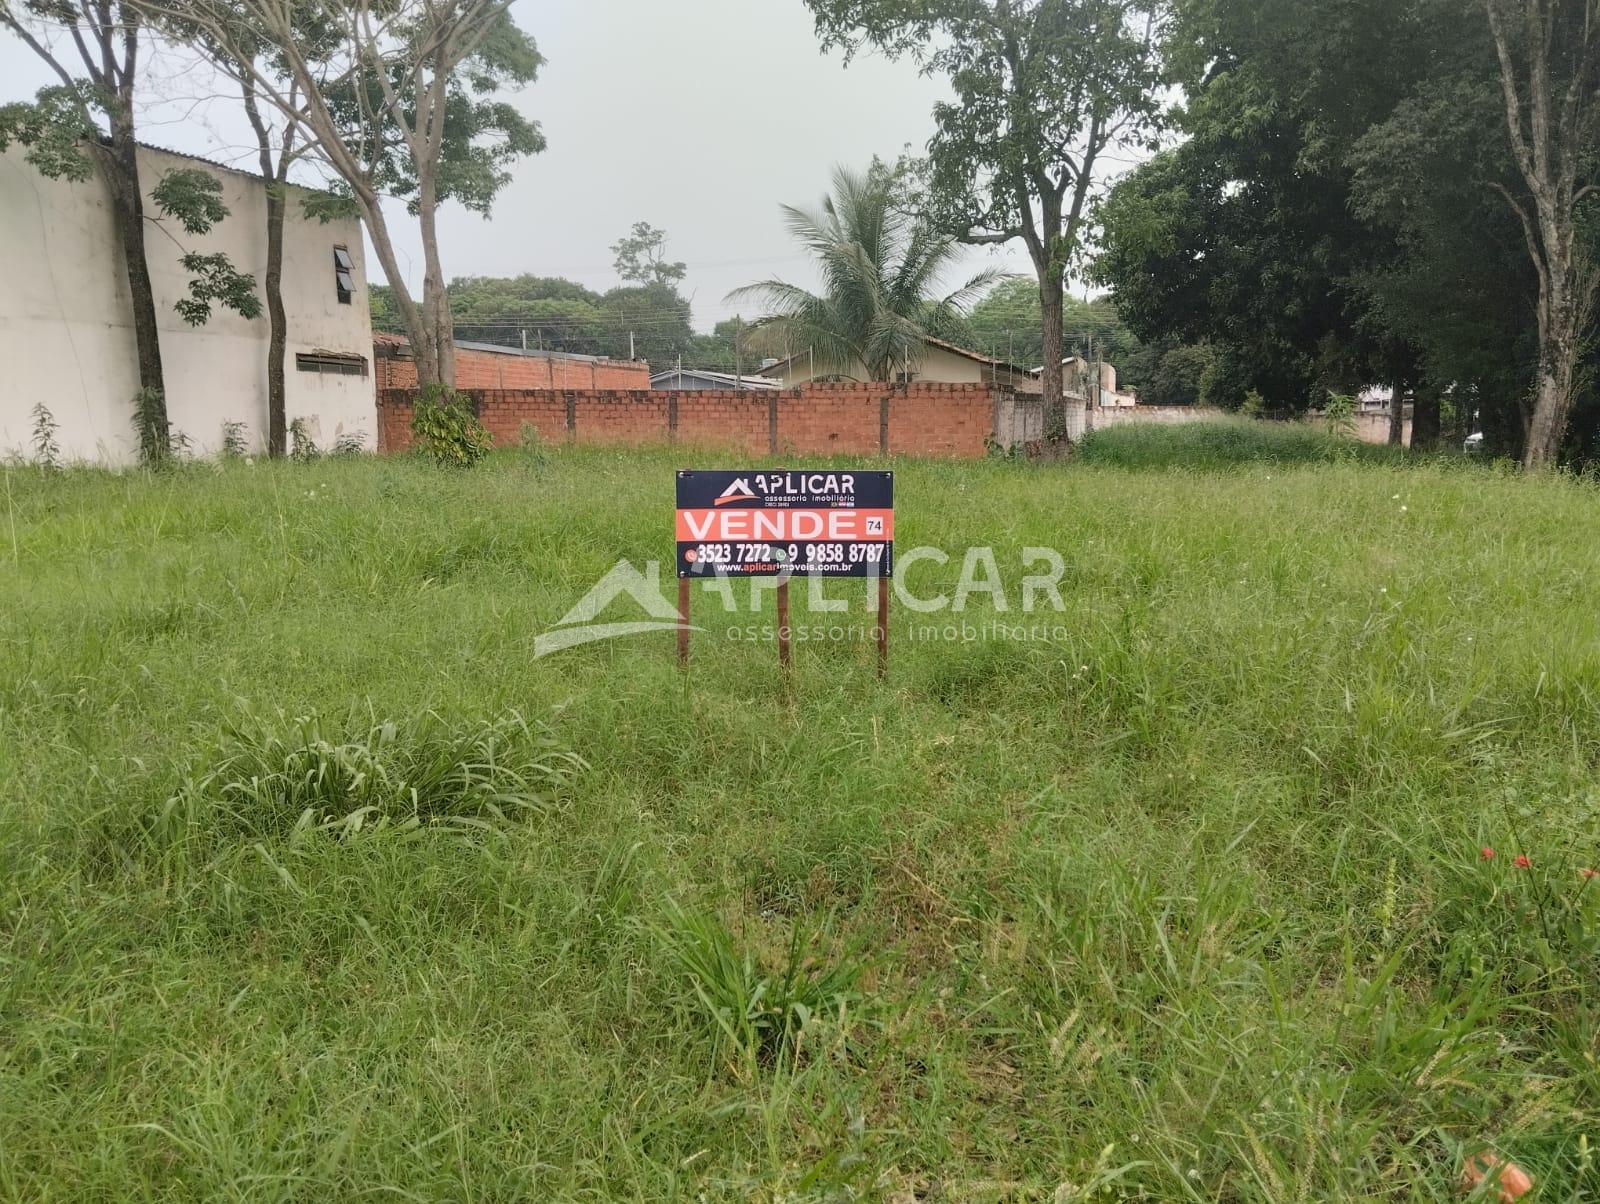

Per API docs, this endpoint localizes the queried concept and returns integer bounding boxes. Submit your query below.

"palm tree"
[729,164,1006,381]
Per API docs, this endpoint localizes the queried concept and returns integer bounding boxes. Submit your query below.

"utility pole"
[735,317,743,389]
[520,328,527,352]
[1090,334,1102,434]
[629,331,635,361]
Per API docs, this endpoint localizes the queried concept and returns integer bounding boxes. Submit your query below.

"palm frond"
[732,161,1004,382]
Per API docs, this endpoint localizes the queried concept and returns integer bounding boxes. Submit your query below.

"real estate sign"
[675,470,894,578]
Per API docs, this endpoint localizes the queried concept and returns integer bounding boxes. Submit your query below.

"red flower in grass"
[1581,868,1598,881]
[1513,855,1531,869]
[1481,847,1496,860]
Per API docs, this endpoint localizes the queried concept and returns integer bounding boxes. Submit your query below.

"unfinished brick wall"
[377,382,1022,458]
[372,336,650,393]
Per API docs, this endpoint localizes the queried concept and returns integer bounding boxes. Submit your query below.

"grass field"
[2,433,1598,1201]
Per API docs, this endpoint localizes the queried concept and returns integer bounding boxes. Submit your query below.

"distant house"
[1359,386,1394,412]
[650,367,781,390]
[0,141,374,462]
[1036,357,1138,407]
[751,335,1039,391]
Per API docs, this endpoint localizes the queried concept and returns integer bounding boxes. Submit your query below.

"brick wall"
[377,382,1028,457]
[373,337,650,393]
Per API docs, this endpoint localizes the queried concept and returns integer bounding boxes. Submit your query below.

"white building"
[1040,357,1139,408]
[0,142,375,463]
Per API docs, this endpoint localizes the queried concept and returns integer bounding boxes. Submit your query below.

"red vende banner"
[675,508,895,542]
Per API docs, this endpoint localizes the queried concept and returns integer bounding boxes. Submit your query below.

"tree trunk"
[356,190,438,387]
[262,180,288,457]
[1524,285,1579,469]
[1482,0,1596,470]
[1038,270,1068,441]
[1411,386,1441,451]
[416,173,455,390]
[1387,383,1406,446]
[244,81,290,459]
[104,127,167,434]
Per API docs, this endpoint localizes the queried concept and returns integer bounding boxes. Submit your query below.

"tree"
[151,0,545,389]
[1095,0,1600,458]
[153,6,315,458]
[601,282,693,369]
[442,275,610,354]
[682,317,763,374]
[611,221,687,288]
[1121,338,1214,405]
[805,0,1167,438]
[962,276,1150,372]
[1482,0,1600,468]
[0,0,260,456]
[729,163,1003,381]
[1346,58,1538,452]
[1094,0,1434,416]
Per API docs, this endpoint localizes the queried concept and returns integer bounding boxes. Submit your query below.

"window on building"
[296,352,367,377]
[333,246,355,305]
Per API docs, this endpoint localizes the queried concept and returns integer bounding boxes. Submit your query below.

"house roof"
[1031,356,1093,374]
[132,141,346,201]
[755,334,1034,380]
[374,331,627,365]
[649,367,781,390]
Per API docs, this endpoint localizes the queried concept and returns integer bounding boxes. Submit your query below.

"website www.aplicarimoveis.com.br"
[724,621,1075,644]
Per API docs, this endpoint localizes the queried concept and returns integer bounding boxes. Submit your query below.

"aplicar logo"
[533,560,699,658]
[713,477,759,506]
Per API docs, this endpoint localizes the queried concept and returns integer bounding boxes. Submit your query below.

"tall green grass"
[1078,416,1414,469]
[0,447,1596,1199]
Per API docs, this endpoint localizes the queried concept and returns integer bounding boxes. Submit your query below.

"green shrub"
[30,403,60,469]
[157,708,585,845]
[1324,390,1358,437]
[289,417,320,463]
[517,419,546,461]
[219,420,249,459]
[412,387,492,468]
[651,901,867,1066]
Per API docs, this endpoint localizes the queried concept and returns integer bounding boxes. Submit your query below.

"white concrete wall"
[0,144,374,463]
[1087,405,1226,430]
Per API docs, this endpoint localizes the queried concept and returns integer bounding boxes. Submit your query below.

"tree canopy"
[1094,0,1600,460]
[373,220,757,374]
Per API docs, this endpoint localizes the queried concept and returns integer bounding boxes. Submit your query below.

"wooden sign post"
[677,576,690,667]
[777,580,792,670]
[675,470,894,676]
[877,575,889,678]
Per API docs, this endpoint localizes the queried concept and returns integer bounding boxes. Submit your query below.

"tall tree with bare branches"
[143,0,543,388]
[156,8,312,456]
[1484,0,1600,468]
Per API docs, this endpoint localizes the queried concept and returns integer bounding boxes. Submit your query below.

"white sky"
[0,0,1064,332]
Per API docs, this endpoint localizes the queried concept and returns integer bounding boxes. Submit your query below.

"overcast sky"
[0,0,1052,332]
